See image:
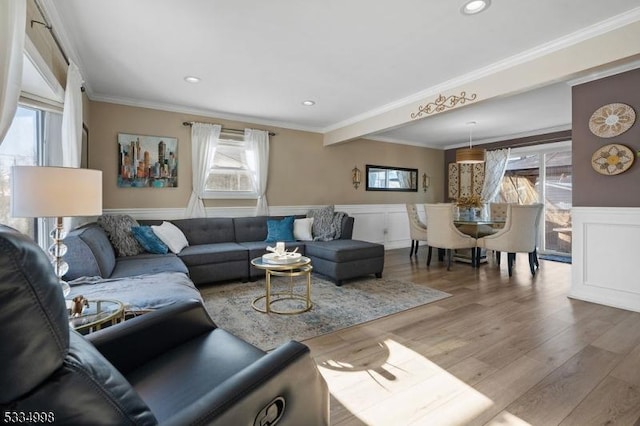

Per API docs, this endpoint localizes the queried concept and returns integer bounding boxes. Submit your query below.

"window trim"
[200,137,258,200]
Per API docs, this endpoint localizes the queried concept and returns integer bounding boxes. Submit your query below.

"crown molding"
[89,93,325,134]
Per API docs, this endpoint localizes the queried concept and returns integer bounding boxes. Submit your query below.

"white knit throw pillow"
[151,221,189,254]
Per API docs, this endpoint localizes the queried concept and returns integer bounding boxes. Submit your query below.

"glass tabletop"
[251,256,311,270]
[454,219,505,238]
[454,219,506,226]
[68,299,124,331]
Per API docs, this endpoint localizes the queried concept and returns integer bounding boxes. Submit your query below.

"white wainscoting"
[570,207,640,313]
[104,204,417,250]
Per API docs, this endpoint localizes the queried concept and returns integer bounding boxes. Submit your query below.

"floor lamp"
[11,166,102,296]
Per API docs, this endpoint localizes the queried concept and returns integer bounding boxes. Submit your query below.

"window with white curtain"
[202,137,258,199]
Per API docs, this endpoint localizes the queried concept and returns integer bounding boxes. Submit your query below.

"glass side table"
[67,299,124,334]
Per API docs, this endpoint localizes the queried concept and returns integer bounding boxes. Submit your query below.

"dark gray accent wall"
[573,68,640,207]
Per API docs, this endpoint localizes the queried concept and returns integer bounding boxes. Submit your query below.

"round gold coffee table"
[250,256,313,315]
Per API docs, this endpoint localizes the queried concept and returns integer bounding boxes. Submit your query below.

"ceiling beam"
[323,19,640,146]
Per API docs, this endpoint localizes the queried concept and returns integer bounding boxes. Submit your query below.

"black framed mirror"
[365,165,418,192]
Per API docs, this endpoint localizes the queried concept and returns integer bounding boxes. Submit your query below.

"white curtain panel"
[61,62,84,167]
[0,0,26,146]
[245,128,269,216]
[186,123,220,218]
[481,148,511,203]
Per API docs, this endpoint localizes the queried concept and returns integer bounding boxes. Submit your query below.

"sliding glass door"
[496,141,572,257]
[541,149,572,255]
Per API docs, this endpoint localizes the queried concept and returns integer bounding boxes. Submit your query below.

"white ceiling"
[41,0,640,149]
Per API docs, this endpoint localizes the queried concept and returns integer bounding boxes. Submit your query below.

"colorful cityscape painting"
[117,133,178,188]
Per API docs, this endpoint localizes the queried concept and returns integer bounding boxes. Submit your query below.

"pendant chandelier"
[456,121,485,163]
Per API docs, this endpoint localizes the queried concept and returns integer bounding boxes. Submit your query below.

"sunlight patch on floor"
[318,338,513,425]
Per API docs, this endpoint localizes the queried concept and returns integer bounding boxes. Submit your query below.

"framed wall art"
[117,133,178,188]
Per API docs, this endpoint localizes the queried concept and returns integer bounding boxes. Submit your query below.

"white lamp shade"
[11,166,102,218]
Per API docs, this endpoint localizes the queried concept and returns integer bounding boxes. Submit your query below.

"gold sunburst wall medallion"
[588,103,636,138]
[410,92,478,119]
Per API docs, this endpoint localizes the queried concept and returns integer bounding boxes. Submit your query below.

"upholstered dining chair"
[477,203,544,276]
[405,203,429,258]
[424,203,477,270]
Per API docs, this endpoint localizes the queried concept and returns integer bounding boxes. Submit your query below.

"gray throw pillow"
[97,214,144,257]
[307,205,336,241]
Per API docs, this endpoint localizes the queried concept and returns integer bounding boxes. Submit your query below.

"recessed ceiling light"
[302,100,316,106]
[184,76,201,84]
[461,0,491,15]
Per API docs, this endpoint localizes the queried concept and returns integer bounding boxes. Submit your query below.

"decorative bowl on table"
[262,252,302,264]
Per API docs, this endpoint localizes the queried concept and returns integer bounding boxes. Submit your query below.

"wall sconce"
[352,166,361,189]
[422,173,430,192]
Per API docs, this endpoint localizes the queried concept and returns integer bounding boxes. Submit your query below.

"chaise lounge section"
[305,239,384,286]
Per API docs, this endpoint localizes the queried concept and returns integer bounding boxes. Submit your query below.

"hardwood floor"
[303,248,640,426]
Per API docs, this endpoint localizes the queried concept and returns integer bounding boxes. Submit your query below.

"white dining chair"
[424,203,477,270]
[405,203,429,259]
[477,203,543,276]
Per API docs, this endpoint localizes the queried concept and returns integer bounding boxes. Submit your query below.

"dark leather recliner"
[0,225,329,425]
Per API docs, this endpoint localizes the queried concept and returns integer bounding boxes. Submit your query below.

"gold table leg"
[266,270,272,314]
[251,265,313,315]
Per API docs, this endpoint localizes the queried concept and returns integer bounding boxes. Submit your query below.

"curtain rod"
[32,0,86,92]
[182,121,276,137]
[32,0,69,66]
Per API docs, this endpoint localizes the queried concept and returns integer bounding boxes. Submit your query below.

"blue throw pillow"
[131,226,169,254]
[265,216,295,243]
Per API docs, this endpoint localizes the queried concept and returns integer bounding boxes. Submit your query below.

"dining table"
[453,217,506,266]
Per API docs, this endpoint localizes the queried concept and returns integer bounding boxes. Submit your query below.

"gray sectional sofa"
[64,213,384,311]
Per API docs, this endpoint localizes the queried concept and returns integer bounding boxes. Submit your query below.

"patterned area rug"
[200,275,451,351]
